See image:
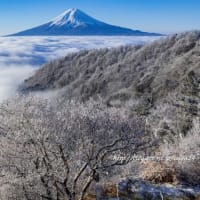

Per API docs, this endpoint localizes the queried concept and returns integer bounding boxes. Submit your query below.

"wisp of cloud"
[0,65,35,102]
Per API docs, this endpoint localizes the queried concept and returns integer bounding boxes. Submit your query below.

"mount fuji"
[9,8,161,36]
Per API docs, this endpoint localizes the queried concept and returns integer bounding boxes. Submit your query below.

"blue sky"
[0,0,200,35]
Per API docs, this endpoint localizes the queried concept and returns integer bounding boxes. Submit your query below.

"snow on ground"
[0,36,160,101]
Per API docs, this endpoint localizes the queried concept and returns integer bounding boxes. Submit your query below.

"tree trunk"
[69,192,76,200]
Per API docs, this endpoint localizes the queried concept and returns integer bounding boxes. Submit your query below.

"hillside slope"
[21,31,200,138]
[22,31,200,101]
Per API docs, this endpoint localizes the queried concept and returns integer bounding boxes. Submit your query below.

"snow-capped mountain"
[9,8,161,36]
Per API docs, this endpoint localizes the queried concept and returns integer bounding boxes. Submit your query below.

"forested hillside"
[22,31,200,138]
[0,32,199,199]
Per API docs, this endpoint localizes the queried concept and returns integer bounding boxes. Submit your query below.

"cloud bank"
[0,65,35,102]
[0,36,159,101]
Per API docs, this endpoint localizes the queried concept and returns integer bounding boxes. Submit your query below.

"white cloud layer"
[0,65,35,102]
[0,36,159,101]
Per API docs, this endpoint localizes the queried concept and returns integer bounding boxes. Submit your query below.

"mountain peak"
[8,8,162,36]
[67,8,79,12]
[50,8,100,27]
[61,8,81,17]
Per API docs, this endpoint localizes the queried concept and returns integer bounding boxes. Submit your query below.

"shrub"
[158,118,200,186]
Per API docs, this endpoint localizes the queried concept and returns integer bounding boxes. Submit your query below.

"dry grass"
[141,119,200,186]
[103,184,118,197]
[158,118,200,186]
[141,161,179,184]
[83,193,96,200]
[83,183,118,200]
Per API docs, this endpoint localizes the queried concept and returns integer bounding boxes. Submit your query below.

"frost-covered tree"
[0,96,147,200]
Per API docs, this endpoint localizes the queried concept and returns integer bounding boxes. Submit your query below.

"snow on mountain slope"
[8,8,162,36]
[50,8,103,27]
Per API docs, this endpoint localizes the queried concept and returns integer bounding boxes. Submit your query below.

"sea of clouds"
[0,36,159,101]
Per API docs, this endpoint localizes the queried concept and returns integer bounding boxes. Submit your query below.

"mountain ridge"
[8,8,162,36]
[21,31,200,106]
[20,30,200,140]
